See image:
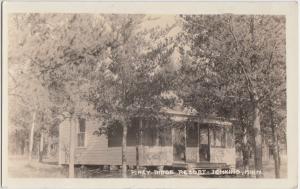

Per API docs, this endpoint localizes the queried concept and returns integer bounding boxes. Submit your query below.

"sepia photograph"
[1,1,298,189]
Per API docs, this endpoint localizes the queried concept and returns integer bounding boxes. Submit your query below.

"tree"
[8,50,51,161]
[9,13,177,177]
[260,63,286,178]
[178,15,286,177]
[8,14,76,164]
[85,15,177,177]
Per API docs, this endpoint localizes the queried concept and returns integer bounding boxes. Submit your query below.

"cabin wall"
[208,125,236,167]
[140,146,173,165]
[59,118,173,166]
[210,147,236,167]
[185,123,199,163]
[186,147,198,162]
[59,117,236,167]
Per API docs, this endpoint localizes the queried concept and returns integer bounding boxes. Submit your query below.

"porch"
[106,116,235,167]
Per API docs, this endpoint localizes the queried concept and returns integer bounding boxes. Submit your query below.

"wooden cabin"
[58,111,235,170]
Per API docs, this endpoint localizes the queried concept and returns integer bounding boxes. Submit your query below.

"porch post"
[155,120,160,146]
[171,124,175,163]
[207,124,210,161]
[184,123,187,162]
[136,118,143,169]
[197,122,200,163]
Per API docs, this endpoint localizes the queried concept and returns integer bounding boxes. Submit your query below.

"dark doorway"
[173,125,186,162]
[199,125,210,162]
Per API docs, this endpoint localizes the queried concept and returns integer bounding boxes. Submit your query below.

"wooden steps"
[172,162,230,170]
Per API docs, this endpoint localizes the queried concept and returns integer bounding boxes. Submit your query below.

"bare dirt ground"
[235,156,287,178]
[262,157,287,178]
[8,156,65,178]
[8,156,287,178]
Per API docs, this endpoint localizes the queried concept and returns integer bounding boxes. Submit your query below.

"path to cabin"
[8,156,287,178]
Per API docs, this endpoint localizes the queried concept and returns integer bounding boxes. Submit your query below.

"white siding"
[210,147,236,167]
[59,118,173,166]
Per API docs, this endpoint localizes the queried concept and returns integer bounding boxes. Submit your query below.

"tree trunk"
[136,118,142,170]
[47,137,51,157]
[29,110,36,161]
[122,118,128,178]
[277,137,281,167]
[271,126,280,178]
[252,103,263,178]
[242,148,250,177]
[271,118,280,178]
[278,150,281,168]
[39,131,44,162]
[268,98,281,178]
[241,130,251,177]
[69,117,75,178]
[15,130,18,155]
[242,133,250,172]
[239,108,250,175]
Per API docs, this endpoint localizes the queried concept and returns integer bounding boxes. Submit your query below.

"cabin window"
[211,127,226,148]
[226,126,234,148]
[107,124,122,147]
[199,125,209,144]
[106,118,172,147]
[158,126,172,146]
[107,119,141,147]
[143,120,157,146]
[127,119,138,146]
[77,118,86,147]
[187,122,198,147]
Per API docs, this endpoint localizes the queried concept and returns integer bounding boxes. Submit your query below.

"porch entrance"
[173,125,186,162]
[199,125,210,162]
[173,123,210,163]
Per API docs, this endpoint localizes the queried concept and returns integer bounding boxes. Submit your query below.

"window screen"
[108,125,122,147]
[226,126,234,148]
[77,118,86,147]
[211,126,226,148]
[142,119,157,146]
[158,126,172,146]
[107,119,140,147]
[127,119,138,146]
[199,125,209,144]
[187,122,198,147]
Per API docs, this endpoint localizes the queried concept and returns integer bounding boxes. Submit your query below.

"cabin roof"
[160,107,232,126]
[59,96,233,127]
